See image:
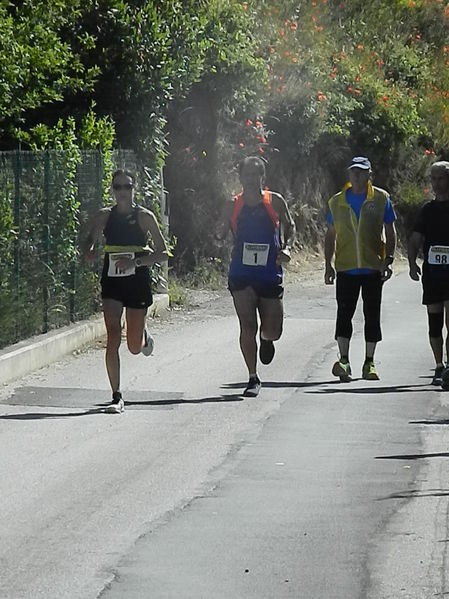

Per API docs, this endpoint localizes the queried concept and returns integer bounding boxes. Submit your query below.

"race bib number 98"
[242,243,270,266]
[428,245,449,265]
[108,252,136,277]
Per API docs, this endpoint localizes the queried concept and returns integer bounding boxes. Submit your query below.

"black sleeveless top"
[101,205,149,282]
[103,204,147,246]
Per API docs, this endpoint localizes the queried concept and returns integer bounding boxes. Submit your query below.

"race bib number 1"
[242,243,270,266]
[108,252,136,277]
[428,245,449,265]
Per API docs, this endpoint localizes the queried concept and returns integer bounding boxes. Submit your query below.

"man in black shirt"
[408,161,449,386]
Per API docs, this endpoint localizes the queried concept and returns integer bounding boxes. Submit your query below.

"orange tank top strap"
[230,190,279,234]
[262,190,280,229]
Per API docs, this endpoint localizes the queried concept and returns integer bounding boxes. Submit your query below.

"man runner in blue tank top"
[82,170,168,413]
[216,157,295,397]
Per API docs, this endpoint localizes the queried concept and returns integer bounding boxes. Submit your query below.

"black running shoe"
[259,337,275,365]
[441,367,449,391]
[432,364,445,386]
[105,391,125,413]
[243,376,262,397]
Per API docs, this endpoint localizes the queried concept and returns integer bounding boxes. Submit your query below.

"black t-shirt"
[413,199,449,278]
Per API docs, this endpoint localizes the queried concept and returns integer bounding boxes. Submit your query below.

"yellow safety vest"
[328,182,388,272]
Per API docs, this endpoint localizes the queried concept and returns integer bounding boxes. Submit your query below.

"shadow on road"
[306,383,439,395]
[222,380,336,389]
[223,381,439,395]
[410,418,449,425]
[0,386,245,419]
[0,408,105,420]
[376,452,449,460]
[96,394,244,408]
[377,488,449,500]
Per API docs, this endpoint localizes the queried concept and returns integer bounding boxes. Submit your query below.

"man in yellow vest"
[324,156,397,381]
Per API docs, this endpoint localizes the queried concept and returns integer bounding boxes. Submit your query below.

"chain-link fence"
[0,148,163,350]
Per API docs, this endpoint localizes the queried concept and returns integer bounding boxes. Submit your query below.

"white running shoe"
[243,376,262,397]
[142,327,154,357]
[105,392,125,414]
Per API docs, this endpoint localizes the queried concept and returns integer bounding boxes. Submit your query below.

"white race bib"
[242,242,270,266]
[108,252,136,277]
[428,245,449,265]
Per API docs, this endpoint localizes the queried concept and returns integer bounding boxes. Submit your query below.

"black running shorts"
[228,276,284,299]
[422,273,449,305]
[101,260,153,309]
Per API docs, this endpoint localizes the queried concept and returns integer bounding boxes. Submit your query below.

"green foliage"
[2,0,449,285]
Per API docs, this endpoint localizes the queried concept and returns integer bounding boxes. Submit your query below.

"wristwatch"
[135,257,143,267]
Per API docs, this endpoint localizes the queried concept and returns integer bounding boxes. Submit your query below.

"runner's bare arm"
[381,222,397,282]
[138,208,169,265]
[81,208,110,262]
[274,193,295,250]
[324,224,336,284]
[272,193,295,264]
[384,222,397,260]
[407,231,423,281]
[215,199,234,241]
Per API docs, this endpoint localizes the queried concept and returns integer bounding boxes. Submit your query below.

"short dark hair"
[238,156,266,178]
[112,169,135,184]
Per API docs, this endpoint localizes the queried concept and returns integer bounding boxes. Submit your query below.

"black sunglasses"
[113,183,133,191]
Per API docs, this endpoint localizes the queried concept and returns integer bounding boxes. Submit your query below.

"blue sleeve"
[326,209,333,226]
[384,196,396,224]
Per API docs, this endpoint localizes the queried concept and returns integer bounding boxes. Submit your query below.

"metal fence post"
[13,150,22,339]
[160,166,169,292]
[42,150,50,333]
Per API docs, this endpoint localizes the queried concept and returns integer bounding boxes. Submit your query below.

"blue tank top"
[229,202,282,284]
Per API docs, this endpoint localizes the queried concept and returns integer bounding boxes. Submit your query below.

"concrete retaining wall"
[0,293,169,385]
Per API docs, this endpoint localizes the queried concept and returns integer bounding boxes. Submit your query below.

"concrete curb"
[0,293,169,386]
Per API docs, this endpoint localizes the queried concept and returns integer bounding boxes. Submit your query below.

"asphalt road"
[0,267,448,599]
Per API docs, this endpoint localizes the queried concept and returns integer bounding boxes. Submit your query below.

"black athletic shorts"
[228,276,284,299]
[101,258,153,309]
[422,273,449,305]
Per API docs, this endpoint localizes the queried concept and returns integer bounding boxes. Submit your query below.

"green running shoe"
[362,361,380,381]
[332,360,352,382]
